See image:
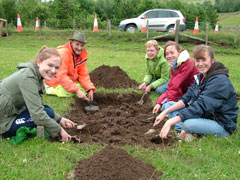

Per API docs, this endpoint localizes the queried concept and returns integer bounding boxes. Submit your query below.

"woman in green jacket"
[0,46,75,142]
[139,40,170,94]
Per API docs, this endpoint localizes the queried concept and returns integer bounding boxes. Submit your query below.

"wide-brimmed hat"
[69,32,87,43]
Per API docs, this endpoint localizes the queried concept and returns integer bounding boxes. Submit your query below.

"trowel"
[84,100,99,112]
[76,123,87,130]
[136,93,146,105]
[71,136,81,143]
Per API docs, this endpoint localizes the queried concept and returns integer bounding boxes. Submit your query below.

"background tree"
[0,0,16,23]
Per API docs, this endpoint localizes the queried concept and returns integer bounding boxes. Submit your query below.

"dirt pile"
[71,145,163,180]
[89,65,139,89]
[65,93,175,148]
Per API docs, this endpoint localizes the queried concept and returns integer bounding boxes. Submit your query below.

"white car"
[119,9,186,32]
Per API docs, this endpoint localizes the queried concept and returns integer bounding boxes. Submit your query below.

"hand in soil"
[87,89,94,101]
[159,121,172,139]
[60,128,72,142]
[145,85,152,94]
[138,82,147,90]
[153,111,167,127]
[76,89,89,101]
[152,104,161,114]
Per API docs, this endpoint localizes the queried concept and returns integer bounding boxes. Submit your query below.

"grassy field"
[0,29,240,180]
[181,0,214,3]
[219,11,240,24]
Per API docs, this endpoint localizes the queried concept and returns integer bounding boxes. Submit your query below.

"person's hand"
[76,89,89,101]
[153,104,161,114]
[139,82,147,90]
[59,128,71,142]
[145,85,152,94]
[60,117,75,128]
[159,121,172,139]
[153,111,167,127]
[87,89,94,101]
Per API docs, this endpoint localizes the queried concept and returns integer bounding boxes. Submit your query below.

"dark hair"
[36,46,61,63]
[193,45,215,61]
[164,41,182,58]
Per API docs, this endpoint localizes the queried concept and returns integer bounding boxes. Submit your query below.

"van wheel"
[126,25,137,33]
[167,25,174,33]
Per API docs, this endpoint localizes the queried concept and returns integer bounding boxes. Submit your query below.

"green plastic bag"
[11,127,50,145]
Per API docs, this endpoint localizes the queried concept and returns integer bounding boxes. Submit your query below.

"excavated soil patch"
[65,93,176,149]
[68,145,162,180]
[89,65,139,89]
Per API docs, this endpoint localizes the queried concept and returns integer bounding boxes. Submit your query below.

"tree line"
[0,0,239,30]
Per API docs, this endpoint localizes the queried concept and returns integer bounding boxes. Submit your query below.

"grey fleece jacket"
[0,61,61,137]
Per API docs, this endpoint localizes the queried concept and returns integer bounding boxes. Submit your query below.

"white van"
[119,9,186,32]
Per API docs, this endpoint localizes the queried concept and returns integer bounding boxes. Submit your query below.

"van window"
[170,11,180,17]
[158,10,172,18]
[145,10,158,18]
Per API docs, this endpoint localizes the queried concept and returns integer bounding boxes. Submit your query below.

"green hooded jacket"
[143,48,170,89]
[0,61,61,137]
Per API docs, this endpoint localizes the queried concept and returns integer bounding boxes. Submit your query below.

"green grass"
[0,29,240,180]
[181,0,214,3]
[219,11,240,24]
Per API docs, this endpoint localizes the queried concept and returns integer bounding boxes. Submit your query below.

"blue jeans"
[2,105,55,138]
[150,78,169,94]
[161,101,230,137]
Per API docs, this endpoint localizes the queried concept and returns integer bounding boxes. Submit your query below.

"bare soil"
[69,145,163,180]
[89,65,139,89]
[64,65,175,180]
[65,93,176,149]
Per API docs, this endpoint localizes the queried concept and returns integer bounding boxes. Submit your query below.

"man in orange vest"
[45,32,95,100]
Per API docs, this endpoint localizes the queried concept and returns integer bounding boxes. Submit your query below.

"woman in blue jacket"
[154,45,238,140]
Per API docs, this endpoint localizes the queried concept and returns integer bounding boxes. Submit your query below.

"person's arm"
[159,116,182,139]
[150,60,170,89]
[143,59,152,85]
[167,62,197,101]
[154,100,185,126]
[19,76,61,137]
[57,52,79,92]
[153,92,168,114]
[59,117,75,128]
[179,75,227,121]
[77,59,95,92]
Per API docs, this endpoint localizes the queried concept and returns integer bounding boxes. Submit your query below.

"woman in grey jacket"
[0,46,75,142]
[153,45,238,141]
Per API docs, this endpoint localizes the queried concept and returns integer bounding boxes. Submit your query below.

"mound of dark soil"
[89,65,139,89]
[65,93,176,149]
[70,145,162,180]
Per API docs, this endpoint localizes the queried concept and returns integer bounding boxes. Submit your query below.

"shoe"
[177,130,196,142]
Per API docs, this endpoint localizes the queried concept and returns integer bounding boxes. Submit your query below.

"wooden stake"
[234,24,239,44]
[205,23,209,45]
[107,19,112,37]
[37,126,45,138]
[146,20,149,39]
[175,20,180,43]
[73,19,76,32]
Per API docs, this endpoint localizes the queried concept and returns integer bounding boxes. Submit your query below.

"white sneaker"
[177,130,196,142]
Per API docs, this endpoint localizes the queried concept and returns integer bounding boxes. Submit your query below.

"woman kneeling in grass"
[139,40,170,94]
[154,45,238,141]
[0,46,75,142]
[153,41,199,114]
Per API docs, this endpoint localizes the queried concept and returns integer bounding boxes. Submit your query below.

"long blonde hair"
[36,46,61,63]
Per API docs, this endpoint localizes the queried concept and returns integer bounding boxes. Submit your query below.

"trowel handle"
[140,93,146,100]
